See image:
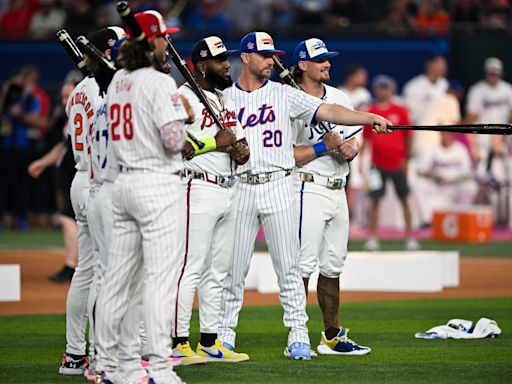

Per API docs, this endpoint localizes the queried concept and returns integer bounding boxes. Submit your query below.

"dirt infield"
[0,250,511,315]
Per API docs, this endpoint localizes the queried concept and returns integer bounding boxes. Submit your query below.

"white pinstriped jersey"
[91,95,118,183]
[293,84,361,179]
[66,76,99,171]
[224,80,323,174]
[178,84,245,176]
[107,68,188,174]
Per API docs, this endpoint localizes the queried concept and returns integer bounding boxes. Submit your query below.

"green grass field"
[0,298,510,384]
[1,229,511,256]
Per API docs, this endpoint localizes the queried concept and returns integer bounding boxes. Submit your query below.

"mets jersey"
[293,84,361,179]
[224,80,323,174]
[66,76,99,171]
[107,68,188,174]
[178,84,245,176]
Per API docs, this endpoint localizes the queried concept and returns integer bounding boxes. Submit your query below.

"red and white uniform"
[95,67,188,383]
[218,80,323,348]
[173,84,245,340]
[293,84,361,279]
[64,76,99,357]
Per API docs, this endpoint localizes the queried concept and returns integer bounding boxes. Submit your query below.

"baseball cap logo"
[215,41,225,49]
[150,24,158,33]
[299,51,307,59]
[247,41,255,50]
[200,49,208,57]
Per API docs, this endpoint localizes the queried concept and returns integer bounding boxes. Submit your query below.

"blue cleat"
[317,327,371,355]
[288,342,311,360]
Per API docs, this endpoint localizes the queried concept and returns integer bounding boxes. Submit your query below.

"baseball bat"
[272,55,331,134]
[116,0,163,72]
[389,124,512,135]
[75,35,117,72]
[56,29,92,76]
[164,35,226,134]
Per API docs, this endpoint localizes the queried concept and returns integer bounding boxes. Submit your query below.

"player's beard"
[205,68,233,90]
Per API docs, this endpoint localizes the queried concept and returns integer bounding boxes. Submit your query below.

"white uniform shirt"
[293,84,361,180]
[107,68,188,174]
[417,141,472,182]
[66,76,99,171]
[403,74,448,123]
[224,80,323,175]
[338,86,372,111]
[467,79,512,154]
[178,84,245,177]
[90,94,118,184]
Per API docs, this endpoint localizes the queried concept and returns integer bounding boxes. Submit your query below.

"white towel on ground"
[415,318,502,339]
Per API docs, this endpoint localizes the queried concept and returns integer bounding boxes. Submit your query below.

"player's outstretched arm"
[315,103,393,133]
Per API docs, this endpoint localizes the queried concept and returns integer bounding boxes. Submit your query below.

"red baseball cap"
[130,10,180,39]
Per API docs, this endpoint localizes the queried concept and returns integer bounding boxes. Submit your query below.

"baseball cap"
[131,10,180,40]
[372,74,396,88]
[239,31,285,56]
[91,26,126,53]
[484,57,503,75]
[190,36,237,64]
[293,38,339,64]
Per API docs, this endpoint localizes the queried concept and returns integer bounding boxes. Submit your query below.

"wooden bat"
[389,124,512,135]
[75,35,117,72]
[56,29,91,76]
[164,35,226,134]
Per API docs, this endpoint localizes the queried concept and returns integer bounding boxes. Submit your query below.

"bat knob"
[116,0,129,13]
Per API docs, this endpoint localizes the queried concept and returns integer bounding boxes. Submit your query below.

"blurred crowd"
[1,53,511,236]
[0,0,511,40]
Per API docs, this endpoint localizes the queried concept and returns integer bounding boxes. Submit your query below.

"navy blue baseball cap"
[372,74,396,88]
[293,38,339,64]
[239,31,285,56]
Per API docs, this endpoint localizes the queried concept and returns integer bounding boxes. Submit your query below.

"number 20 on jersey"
[110,103,134,140]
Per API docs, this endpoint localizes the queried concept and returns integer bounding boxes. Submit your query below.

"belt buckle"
[219,176,231,188]
[256,174,268,183]
[329,178,343,190]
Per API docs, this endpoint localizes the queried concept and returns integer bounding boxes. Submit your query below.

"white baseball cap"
[484,57,503,75]
[293,38,339,64]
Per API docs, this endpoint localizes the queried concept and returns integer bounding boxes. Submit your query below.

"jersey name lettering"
[70,91,94,119]
[237,104,276,128]
[200,108,238,130]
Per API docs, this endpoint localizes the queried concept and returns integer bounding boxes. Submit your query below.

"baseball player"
[291,38,370,356]
[81,27,152,384]
[466,57,512,179]
[56,38,100,377]
[218,31,391,361]
[94,10,188,384]
[172,36,251,364]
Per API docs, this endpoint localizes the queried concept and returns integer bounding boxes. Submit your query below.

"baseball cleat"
[405,238,421,251]
[84,367,96,382]
[196,339,250,362]
[140,357,183,369]
[58,353,88,375]
[284,346,317,358]
[288,342,312,360]
[317,328,371,355]
[363,237,380,251]
[171,341,208,365]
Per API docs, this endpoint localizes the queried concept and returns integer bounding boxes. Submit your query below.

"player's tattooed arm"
[294,131,343,166]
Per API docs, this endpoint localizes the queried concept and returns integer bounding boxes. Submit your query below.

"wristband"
[186,136,217,155]
[313,141,327,157]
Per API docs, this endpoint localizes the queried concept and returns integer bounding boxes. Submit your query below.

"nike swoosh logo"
[202,349,223,358]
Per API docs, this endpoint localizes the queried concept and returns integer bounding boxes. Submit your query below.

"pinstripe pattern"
[96,67,187,383]
[217,80,325,348]
[224,81,323,174]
